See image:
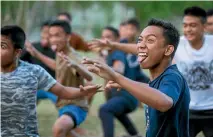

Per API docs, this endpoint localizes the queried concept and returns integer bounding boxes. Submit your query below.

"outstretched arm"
[82,58,173,112]
[25,41,56,70]
[58,52,93,81]
[49,82,101,99]
[89,39,138,55]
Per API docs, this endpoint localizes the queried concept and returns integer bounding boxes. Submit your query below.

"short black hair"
[41,20,51,29]
[1,25,26,49]
[120,21,127,26]
[184,6,207,24]
[147,18,180,59]
[104,26,120,38]
[49,20,71,34]
[58,12,72,21]
[126,18,140,30]
[207,9,213,17]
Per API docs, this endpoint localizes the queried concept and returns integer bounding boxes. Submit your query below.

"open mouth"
[137,52,148,63]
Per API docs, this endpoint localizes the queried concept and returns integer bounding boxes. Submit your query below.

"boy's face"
[183,15,205,43]
[49,26,69,52]
[206,15,213,34]
[126,24,138,42]
[1,35,20,68]
[137,26,168,69]
[40,26,49,47]
[101,29,118,42]
[119,25,128,39]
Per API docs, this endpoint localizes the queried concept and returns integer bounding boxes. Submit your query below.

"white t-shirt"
[174,35,213,110]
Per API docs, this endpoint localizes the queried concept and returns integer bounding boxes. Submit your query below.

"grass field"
[37,92,146,137]
[37,92,204,137]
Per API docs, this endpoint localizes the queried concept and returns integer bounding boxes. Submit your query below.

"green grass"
[37,92,204,137]
[37,92,146,137]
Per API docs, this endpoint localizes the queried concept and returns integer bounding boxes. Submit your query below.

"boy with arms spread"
[84,19,190,137]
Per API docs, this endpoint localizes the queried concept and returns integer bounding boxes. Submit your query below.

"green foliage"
[123,1,213,28]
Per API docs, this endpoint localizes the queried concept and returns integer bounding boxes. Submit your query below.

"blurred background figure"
[21,21,56,104]
[57,12,90,51]
[205,9,213,34]
[99,26,142,137]
[174,6,213,137]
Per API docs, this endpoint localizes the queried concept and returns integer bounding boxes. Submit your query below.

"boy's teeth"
[138,53,147,56]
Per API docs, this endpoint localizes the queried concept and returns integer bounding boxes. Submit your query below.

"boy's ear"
[164,45,174,57]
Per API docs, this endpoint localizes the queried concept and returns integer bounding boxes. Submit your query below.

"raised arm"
[82,58,173,112]
[49,82,101,99]
[25,41,56,70]
[58,52,93,81]
[89,39,138,55]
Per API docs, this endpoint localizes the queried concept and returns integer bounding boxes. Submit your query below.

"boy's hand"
[58,51,78,68]
[82,58,117,81]
[105,81,122,92]
[79,84,102,96]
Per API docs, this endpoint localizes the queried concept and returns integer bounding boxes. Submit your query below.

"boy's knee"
[52,124,66,137]
[53,115,75,137]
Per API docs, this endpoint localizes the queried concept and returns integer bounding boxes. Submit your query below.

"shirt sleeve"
[111,50,126,64]
[36,65,57,91]
[158,74,183,107]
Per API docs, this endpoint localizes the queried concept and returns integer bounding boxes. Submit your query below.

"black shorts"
[189,109,213,137]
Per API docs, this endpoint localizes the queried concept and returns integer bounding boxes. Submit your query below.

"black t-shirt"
[21,42,55,77]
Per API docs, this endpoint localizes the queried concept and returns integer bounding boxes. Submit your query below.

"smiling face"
[206,15,213,34]
[126,24,138,42]
[101,29,118,42]
[183,15,205,43]
[40,26,49,47]
[137,26,172,69]
[49,26,69,52]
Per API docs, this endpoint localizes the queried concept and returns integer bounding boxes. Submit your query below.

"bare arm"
[58,52,93,81]
[115,73,173,112]
[73,64,93,81]
[34,51,56,71]
[89,39,138,55]
[111,42,138,55]
[25,41,56,70]
[83,58,173,112]
[49,82,100,99]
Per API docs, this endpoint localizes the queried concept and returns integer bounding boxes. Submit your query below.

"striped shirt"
[1,60,56,137]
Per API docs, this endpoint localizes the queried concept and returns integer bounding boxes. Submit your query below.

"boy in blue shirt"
[99,26,141,137]
[84,18,190,137]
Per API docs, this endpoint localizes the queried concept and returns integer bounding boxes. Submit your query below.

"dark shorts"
[189,109,213,137]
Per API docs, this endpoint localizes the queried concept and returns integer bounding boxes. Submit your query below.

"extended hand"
[57,51,77,68]
[88,39,113,51]
[105,81,122,92]
[25,41,38,57]
[79,84,102,96]
[82,58,117,81]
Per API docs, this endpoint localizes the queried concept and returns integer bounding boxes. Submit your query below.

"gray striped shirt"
[1,60,56,137]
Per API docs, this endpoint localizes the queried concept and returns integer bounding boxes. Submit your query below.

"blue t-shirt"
[146,65,190,137]
[106,50,138,109]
